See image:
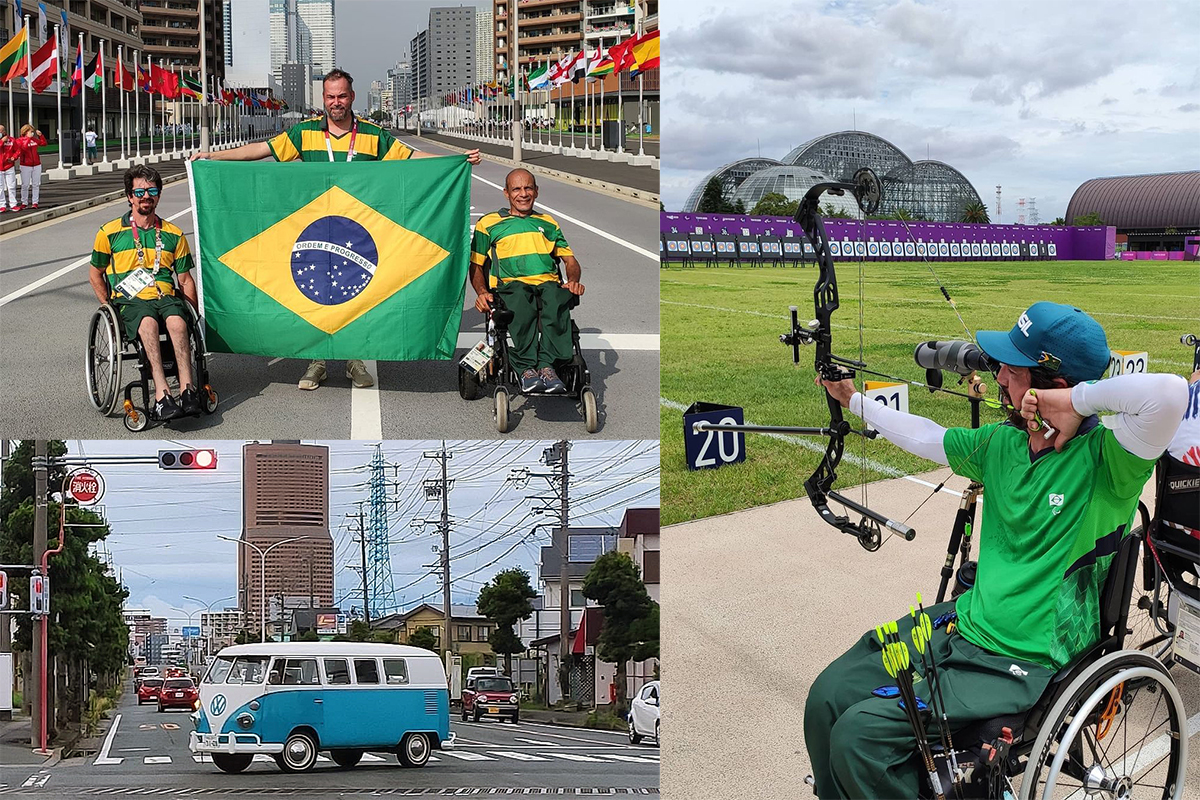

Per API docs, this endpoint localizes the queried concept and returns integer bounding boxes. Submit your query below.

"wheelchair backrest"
[1154,455,1199,535]
[1096,525,1143,653]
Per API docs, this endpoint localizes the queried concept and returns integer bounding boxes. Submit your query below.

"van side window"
[323,659,351,685]
[354,659,380,684]
[227,656,267,684]
[281,658,320,685]
[382,658,409,685]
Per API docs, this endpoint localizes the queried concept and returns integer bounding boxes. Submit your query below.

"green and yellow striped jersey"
[471,208,574,286]
[268,116,413,162]
[91,212,193,299]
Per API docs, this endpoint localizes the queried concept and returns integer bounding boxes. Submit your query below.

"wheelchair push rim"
[1020,651,1187,800]
[86,305,123,415]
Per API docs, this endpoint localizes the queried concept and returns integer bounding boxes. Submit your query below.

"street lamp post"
[168,606,201,671]
[217,535,305,642]
[182,594,236,665]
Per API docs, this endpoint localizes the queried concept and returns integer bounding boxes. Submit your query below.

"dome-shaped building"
[730,166,862,217]
[686,131,984,222]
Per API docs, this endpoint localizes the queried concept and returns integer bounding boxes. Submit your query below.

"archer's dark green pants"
[804,601,1054,799]
[494,280,574,372]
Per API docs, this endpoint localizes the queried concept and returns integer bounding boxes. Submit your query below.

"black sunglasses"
[132,188,161,198]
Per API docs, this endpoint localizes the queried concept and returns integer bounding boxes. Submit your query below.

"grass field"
[661,259,1200,526]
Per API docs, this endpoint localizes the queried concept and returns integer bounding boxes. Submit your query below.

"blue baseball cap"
[976,302,1109,382]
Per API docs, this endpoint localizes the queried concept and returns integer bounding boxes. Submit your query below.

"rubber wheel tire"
[87,304,122,415]
[461,707,468,722]
[397,732,430,768]
[511,712,519,724]
[458,367,483,400]
[582,388,598,433]
[156,703,163,713]
[473,708,481,723]
[211,753,253,774]
[330,749,363,769]
[123,407,149,432]
[278,731,319,772]
[203,386,218,414]
[654,720,660,747]
[494,388,510,433]
[628,719,642,745]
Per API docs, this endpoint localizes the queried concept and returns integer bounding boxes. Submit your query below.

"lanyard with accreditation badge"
[325,119,358,162]
[115,215,165,299]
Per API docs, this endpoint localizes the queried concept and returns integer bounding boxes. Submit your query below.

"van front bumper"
[440,732,456,750]
[190,730,285,755]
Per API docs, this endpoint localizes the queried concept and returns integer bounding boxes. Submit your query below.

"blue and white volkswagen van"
[189,642,454,773]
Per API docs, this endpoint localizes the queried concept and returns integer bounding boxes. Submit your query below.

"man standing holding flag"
[192,68,482,392]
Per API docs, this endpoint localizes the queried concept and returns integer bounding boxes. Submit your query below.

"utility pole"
[30,441,46,743]
[556,440,570,696]
[422,444,453,666]
[348,503,369,625]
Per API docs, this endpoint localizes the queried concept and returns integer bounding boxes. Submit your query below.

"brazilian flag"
[188,158,471,360]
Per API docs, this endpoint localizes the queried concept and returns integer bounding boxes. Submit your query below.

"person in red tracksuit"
[0,124,19,212]
[16,124,47,210]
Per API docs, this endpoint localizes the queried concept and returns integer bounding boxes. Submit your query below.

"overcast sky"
[334,0,488,98]
[661,0,1200,218]
[49,440,657,633]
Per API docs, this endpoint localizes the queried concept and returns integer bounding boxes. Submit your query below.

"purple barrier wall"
[1121,251,1184,260]
[661,213,1117,260]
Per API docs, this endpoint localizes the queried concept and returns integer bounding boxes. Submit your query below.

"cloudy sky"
[661,0,1200,217]
[46,440,657,633]
[335,0,488,99]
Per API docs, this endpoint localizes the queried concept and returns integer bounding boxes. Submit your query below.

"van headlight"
[236,713,255,729]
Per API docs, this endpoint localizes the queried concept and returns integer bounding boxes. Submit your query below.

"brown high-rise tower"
[238,442,333,637]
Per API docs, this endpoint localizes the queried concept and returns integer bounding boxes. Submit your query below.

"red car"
[461,675,519,723]
[137,677,164,704]
[157,677,199,712]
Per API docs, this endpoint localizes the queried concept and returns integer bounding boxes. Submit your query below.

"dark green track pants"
[494,280,574,372]
[803,601,1054,799]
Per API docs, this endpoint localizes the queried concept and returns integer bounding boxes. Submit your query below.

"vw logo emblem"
[210,694,227,715]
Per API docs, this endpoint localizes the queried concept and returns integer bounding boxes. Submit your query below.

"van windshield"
[226,656,269,684]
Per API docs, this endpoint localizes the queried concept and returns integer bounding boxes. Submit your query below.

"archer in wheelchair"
[803,302,1192,800]
[86,165,217,431]
[460,167,598,433]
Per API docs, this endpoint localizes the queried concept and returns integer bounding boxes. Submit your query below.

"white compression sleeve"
[849,394,950,464]
[1070,372,1190,460]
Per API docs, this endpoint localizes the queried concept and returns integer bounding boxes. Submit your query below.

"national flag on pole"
[526,61,549,90]
[114,50,135,89]
[137,62,152,92]
[571,50,587,83]
[607,37,636,73]
[150,63,178,98]
[587,47,614,79]
[0,27,30,83]
[188,158,473,361]
[68,43,83,95]
[37,2,47,42]
[12,0,23,30]
[83,49,102,91]
[629,30,660,73]
[181,72,203,100]
[29,35,55,92]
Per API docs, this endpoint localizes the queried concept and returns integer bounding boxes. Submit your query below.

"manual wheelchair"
[457,274,599,435]
[903,454,1197,800]
[86,300,219,432]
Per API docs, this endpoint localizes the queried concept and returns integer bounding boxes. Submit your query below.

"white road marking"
[0,207,192,308]
[20,773,49,788]
[360,752,388,762]
[350,359,382,439]
[513,737,559,746]
[489,751,547,761]
[116,747,150,752]
[471,173,657,262]
[438,750,494,761]
[598,753,660,764]
[539,751,607,762]
[455,332,658,351]
[93,712,124,766]
[143,756,172,764]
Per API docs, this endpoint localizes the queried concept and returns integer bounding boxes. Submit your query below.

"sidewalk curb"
[424,138,660,209]
[0,172,189,236]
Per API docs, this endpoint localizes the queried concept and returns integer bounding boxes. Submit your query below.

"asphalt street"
[0,136,659,439]
[0,681,658,797]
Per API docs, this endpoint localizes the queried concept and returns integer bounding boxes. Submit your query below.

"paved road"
[0,682,658,797]
[0,135,659,439]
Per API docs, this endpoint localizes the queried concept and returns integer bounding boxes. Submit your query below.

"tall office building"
[269,0,293,82]
[493,0,581,85]
[139,0,225,79]
[409,30,429,104]
[295,0,335,78]
[475,8,494,86]
[238,442,334,637]
[281,62,313,114]
[426,6,474,98]
[227,0,274,87]
[388,61,413,109]
[223,0,233,66]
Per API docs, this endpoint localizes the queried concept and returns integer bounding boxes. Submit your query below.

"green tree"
[696,178,729,213]
[750,192,797,218]
[296,628,320,642]
[477,568,536,676]
[407,626,438,652]
[347,619,372,642]
[581,552,659,714]
[893,207,914,221]
[234,629,273,644]
[1050,217,1066,226]
[0,442,130,682]
[961,201,990,224]
[1072,211,1105,226]
[732,198,746,214]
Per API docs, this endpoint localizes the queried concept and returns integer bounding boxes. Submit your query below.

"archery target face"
[917,242,927,257]
[1048,243,1057,257]
[868,241,879,256]
[830,241,842,257]
[939,242,949,257]
[971,242,981,257]
[1030,243,1039,257]
[881,241,892,257]
[905,242,916,257]
[804,242,814,254]
[855,242,867,257]
[951,242,961,257]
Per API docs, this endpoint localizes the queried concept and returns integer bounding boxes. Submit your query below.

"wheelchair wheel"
[86,305,123,415]
[123,405,149,432]
[494,387,510,433]
[1019,650,1187,800]
[581,387,598,433]
[203,386,219,414]
[459,367,484,401]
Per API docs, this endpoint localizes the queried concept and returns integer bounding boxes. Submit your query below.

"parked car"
[158,677,199,712]
[628,680,659,745]
[461,675,519,723]
[137,677,165,705]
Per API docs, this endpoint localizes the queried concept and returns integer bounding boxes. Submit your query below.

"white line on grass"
[660,397,954,496]
[0,207,193,308]
[661,300,963,339]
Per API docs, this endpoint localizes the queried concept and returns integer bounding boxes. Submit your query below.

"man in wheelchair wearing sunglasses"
[88,165,201,421]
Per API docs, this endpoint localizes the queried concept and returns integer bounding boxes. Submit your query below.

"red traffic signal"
[158,449,218,470]
[0,570,8,610]
[30,573,49,615]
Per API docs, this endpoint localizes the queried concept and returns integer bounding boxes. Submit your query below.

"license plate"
[488,707,499,714]
[175,693,184,698]
[202,734,219,747]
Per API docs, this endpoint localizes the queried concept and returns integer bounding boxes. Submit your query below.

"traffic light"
[30,573,49,615]
[158,449,218,470]
[0,570,8,610]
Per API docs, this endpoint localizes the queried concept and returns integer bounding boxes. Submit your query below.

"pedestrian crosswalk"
[96,749,660,768]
